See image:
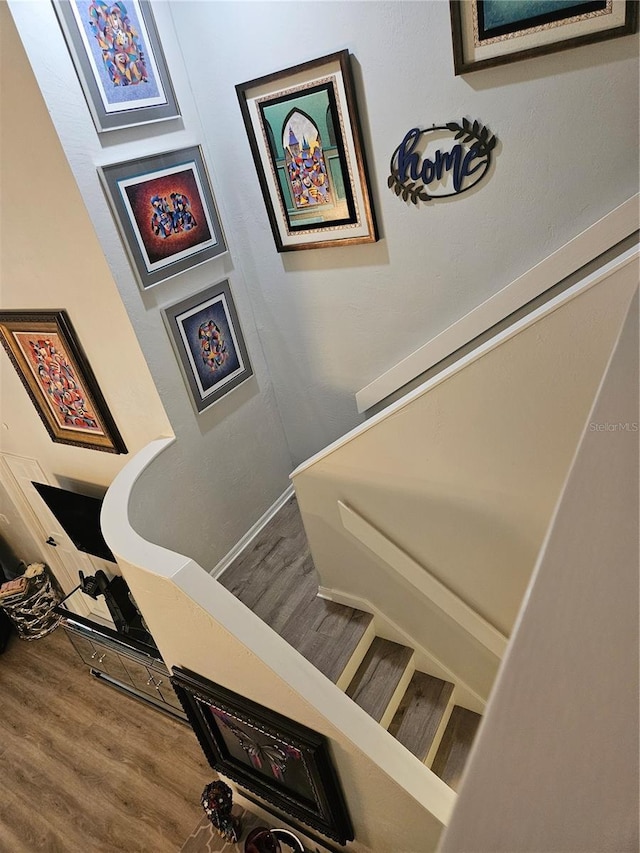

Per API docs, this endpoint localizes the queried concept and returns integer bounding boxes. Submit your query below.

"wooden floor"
[220,497,372,685]
[0,626,211,853]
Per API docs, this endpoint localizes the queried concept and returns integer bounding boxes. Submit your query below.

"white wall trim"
[292,244,639,480]
[211,484,295,578]
[337,501,508,660]
[356,195,639,413]
[317,584,486,713]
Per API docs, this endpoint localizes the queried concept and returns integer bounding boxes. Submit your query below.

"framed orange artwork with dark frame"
[0,310,127,454]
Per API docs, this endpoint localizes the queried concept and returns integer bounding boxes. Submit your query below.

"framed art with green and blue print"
[236,50,378,252]
[450,1,638,74]
[162,280,253,415]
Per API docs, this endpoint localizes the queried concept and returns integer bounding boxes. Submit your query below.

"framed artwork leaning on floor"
[171,667,354,845]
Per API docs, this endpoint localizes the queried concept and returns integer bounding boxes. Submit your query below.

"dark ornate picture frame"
[236,50,377,252]
[450,0,638,74]
[0,310,127,454]
[171,667,354,845]
[53,0,180,133]
[162,279,253,415]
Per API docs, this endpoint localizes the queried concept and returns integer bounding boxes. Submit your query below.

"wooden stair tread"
[345,637,413,723]
[280,595,374,684]
[387,671,454,760]
[431,706,482,791]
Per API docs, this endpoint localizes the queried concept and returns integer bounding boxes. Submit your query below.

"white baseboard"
[211,484,295,579]
[318,585,486,714]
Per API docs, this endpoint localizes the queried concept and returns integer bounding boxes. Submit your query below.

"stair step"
[346,637,414,726]
[387,671,454,761]
[431,706,482,791]
[280,595,374,685]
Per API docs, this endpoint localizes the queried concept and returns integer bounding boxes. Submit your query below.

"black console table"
[57,594,186,722]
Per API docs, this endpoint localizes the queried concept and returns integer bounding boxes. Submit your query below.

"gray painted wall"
[171,1,639,464]
[9,2,639,566]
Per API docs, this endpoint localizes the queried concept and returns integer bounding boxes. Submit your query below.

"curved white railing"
[101,438,456,852]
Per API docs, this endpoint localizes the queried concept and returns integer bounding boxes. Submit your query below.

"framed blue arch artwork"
[236,50,378,252]
[450,1,638,74]
[53,0,179,132]
[162,280,253,414]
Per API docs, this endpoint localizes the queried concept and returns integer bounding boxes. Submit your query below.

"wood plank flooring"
[219,497,373,684]
[345,638,413,723]
[388,672,454,761]
[0,627,211,852]
[431,706,482,792]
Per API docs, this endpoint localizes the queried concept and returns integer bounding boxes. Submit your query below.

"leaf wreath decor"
[388,119,498,205]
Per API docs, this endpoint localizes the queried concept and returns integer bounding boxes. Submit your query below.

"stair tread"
[280,595,374,684]
[345,637,413,722]
[431,706,482,791]
[387,671,454,760]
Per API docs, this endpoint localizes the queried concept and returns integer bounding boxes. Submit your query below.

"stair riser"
[424,692,456,768]
[319,585,487,714]
[379,656,415,730]
[335,619,376,692]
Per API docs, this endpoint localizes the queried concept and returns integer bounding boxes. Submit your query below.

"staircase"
[219,495,482,793]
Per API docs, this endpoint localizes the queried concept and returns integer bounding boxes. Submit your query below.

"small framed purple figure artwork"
[53,0,179,132]
[99,146,227,290]
[162,280,253,415]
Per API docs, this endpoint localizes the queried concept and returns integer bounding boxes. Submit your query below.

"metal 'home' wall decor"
[388,119,498,205]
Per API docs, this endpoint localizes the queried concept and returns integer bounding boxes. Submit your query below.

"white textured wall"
[7,0,294,570]
[7,0,638,563]
[440,288,639,853]
[0,4,171,531]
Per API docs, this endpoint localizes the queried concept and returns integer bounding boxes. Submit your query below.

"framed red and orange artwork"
[99,146,227,290]
[0,310,127,454]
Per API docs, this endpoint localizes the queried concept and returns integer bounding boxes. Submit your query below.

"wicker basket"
[0,564,62,640]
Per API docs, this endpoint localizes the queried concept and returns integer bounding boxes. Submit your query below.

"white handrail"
[356,195,639,413]
[338,501,508,659]
[101,438,458,830]
[292,243,638,480]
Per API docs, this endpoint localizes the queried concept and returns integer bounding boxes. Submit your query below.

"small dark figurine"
[200,780,241,843]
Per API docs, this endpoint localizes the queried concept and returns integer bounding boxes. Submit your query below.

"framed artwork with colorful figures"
[53,0,179,132]
[171,667,354,845]
[0,310,127,454]
[450,1,638,74]
[236,50,378,252]
[99,146,227,290]
[162,280,253,414]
